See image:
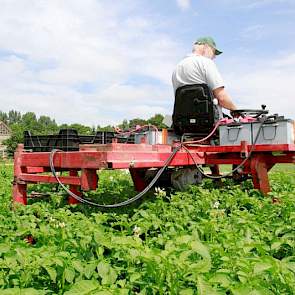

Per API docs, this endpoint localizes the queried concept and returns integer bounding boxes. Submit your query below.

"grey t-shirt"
[172,54,224,93]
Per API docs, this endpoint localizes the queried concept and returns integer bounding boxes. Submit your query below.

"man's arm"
[213,87,237,111]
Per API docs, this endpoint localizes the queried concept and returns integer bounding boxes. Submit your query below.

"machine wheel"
[171,167,203,191]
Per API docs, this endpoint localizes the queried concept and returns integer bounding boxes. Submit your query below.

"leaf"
[253,262,273,274]
[190,259,212,273]
[209,273,231,288]
[270,241,281,250]
[84,262,97,279]
[111,236,141,247]
[237,271,248,283]
[179,250,194,262]
[130,273,141,283]
[231,286,253,295]
[53,257,64,267]
[64,280,100,295]
[197,276,221,295]
[94,233,111,248]
[190,240,211,260]
[232,286,273,295]
[72,260,84,273]
[64,266,76,283]
[43,266,57,283]
[0,244,10,255]
[97,261,117,285]
[176,235,192,245]
[285,262,295,273]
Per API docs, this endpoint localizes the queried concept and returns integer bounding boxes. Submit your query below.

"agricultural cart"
[13,84,295,207]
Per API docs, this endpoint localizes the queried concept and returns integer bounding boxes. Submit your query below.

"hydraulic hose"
[49,144,182,208]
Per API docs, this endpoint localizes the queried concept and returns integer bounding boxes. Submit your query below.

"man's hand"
[230,110,240,118]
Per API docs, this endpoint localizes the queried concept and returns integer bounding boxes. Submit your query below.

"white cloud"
[0,0,294,130]
[0,0,181,126]
[223,53,295,119]
[217,0,295,9]
[244,0,295,9]
[240,24,266,41]
[176,0,191,10]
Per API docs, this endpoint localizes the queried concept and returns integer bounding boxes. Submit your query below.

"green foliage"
[0,163,295,294]
[147,113,167,128]
[59,123,93,135]
[3,124,24,157]
[1,110,59,156]
[118,114,167,130]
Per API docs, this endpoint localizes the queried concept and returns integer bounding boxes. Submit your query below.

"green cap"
[194,36,222,55]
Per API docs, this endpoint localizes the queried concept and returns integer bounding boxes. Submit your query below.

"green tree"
[67,123,93,134]
[147,113,167,128]
[3,124,24,156]
[37,116,58,134]
[118,119,129,130]
[0,111,8,124]
[98,125,114,132]
[8,110,22,124]
[129,118,147,128]
[21,112,38,132]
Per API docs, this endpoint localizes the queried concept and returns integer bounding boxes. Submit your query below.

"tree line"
[0,110,166,156]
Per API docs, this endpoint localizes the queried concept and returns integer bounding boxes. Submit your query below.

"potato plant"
[0,163,294,294]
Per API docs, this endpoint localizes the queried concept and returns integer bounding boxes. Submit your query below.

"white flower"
[49,216,56,222]
[154,187,166,197]
[58,222,66,228]
[133,225,141,238]
[213,201,220,209]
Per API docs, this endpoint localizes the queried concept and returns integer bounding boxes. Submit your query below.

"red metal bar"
[129,168,148,191]
[18,174,81,185]
[13,145,27,205]
[13,181,27,205]
[69,170,81,205]
[26,167,47,173]
[19,151,108,169]
[81,169,98,191]
[250,155,270,195]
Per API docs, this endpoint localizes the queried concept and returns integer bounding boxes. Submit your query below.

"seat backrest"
[172,84,216,135]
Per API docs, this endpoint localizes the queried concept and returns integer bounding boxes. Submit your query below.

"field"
[0,162,295,294]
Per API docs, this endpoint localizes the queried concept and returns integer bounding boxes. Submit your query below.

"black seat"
[172,84,218,136]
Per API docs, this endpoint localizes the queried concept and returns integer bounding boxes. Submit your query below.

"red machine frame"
[13,141,295,205]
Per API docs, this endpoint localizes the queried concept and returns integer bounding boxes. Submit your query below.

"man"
[172,36,237,113]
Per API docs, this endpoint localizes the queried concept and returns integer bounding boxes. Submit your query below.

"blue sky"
[0,0,294,126]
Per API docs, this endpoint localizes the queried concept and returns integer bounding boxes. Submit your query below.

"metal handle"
[262,123,279,127]
[226,125,243,130]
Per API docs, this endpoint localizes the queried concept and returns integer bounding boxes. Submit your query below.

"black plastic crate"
[24,129,135,152]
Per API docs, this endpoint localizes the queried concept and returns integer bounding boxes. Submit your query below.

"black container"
[24,129,135,152]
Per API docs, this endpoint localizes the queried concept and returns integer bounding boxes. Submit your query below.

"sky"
[0,0,294,126]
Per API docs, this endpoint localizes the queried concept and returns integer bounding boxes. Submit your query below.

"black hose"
[49,145,181,208]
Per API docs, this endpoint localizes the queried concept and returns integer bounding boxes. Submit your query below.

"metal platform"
[12,141,295,205]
